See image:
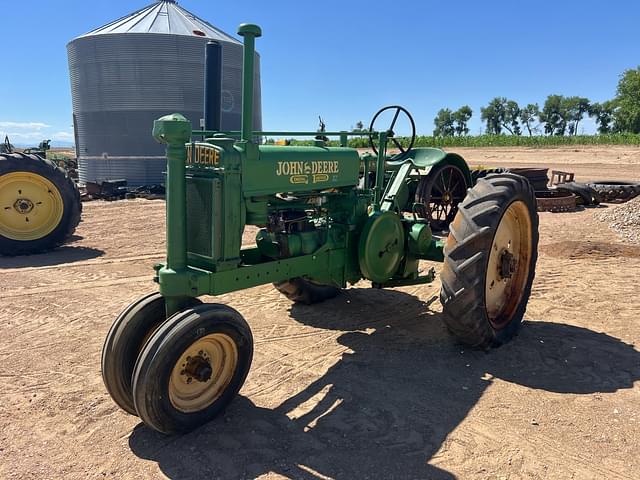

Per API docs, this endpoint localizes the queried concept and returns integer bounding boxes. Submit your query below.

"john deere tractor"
[0,135,81,255]
[102,24,539,434]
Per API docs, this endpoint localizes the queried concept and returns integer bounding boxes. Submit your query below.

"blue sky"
[1,0,638,145]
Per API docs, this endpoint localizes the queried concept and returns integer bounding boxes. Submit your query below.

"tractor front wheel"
[440,173,539,348]
[273,278,340,305]
[101,293,201,415]
[132,304,253,434]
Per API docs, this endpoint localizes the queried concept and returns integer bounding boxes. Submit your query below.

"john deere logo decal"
[276,161,339,184]
[186,144,220,166]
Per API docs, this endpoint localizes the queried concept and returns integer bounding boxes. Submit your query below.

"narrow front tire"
[132,304,253,434]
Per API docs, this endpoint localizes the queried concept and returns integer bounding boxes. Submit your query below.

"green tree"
[589,100,617,134]
[565,96,590,135]
[452,105,473,136]
[353,120,365,132]
[540,95,590,136]
[481,97,506,135]
[613,67,640,133]
[504,100,521,135]
[519,103,540,136]
[433,108,455,136]
[540,95,568,135]
[481,98,521,135]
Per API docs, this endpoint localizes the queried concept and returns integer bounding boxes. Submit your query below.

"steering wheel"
[368,105,416,161]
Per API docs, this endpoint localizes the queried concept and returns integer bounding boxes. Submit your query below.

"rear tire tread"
[440,173,539,349]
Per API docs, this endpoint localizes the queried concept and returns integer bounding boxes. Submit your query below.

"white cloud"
[51,131,74,141]
[2,131,47,142]
[0,121,50,129]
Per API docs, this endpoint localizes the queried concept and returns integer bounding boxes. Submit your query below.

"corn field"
[287,133,640,148]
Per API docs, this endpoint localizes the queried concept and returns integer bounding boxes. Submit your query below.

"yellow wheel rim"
[169,333,238,413]
[0,172,64,241]
[485,201,533,329]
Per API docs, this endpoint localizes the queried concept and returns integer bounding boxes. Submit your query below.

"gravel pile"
[595,196,640,244]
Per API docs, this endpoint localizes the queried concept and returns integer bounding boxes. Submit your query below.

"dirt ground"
[1,146,639,479]
[453,144,640,183]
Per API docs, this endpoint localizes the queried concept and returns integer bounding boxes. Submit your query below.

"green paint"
[150,23,482,314]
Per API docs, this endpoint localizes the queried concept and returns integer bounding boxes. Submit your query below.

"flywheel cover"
[358,211,405,283]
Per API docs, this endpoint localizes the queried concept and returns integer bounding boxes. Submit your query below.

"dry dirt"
[1,146,639,480]
[452,144,640,183]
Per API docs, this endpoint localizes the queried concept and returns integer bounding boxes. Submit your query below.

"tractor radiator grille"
[186,175,221,259]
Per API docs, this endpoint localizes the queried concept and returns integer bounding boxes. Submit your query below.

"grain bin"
[67,0,262,186]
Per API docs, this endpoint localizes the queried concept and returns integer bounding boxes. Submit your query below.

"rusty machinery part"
[368,105,416,161]
[535,190,577,213]
[415,163,470,232]
[470,167,510,185]
[273,277,340,304]
[132,303,253,434]
[586,181,640,203]
[102,293,202,416]
[507,167,550,192]
[0,153,81,256]
[440,174,539,349]
[552,182,601,206]
[549,170,575,186]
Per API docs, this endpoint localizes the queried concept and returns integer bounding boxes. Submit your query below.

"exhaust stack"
[237,24,262,142]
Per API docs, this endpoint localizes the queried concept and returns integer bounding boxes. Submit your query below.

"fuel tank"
[243,145,361,195]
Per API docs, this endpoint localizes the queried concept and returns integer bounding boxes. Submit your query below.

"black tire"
[273,277,340,305]
[508,167,550,192]
[586,181,640,203]
[552,182,601,206]
[440,173,539,349]
[0,153,81,255]
[470,167,509,185]
[132,304,253,434]
[102,293,201,416]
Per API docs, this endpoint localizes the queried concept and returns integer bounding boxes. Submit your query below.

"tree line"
[433,66,640,137]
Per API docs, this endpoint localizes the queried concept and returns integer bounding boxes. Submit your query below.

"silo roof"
[77,0,240,44]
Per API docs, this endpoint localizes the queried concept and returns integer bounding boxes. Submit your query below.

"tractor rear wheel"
[0,153,81,255]
[415,164,469,232]
[440,173,539,349]
[102,293,201,415]
[273,278,340,304]
[132,304,253,434]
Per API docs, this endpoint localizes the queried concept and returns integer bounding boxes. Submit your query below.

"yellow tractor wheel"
[0,153,81,256]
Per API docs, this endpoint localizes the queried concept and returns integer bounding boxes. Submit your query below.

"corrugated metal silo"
[67,0,262,186]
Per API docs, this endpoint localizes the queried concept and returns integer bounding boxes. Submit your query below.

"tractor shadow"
[0,244,104,268]
[129,288,640,479]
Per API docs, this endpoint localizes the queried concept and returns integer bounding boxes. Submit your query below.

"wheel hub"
[182,354,213,383]
[485,200,533,329]
[169,333,239,413]
[0,171,64,240]
[13,198,34,214]
[498,249,516,279]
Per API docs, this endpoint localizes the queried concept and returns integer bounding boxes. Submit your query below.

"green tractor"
[102,24,539,434]
[0,135,81,255]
